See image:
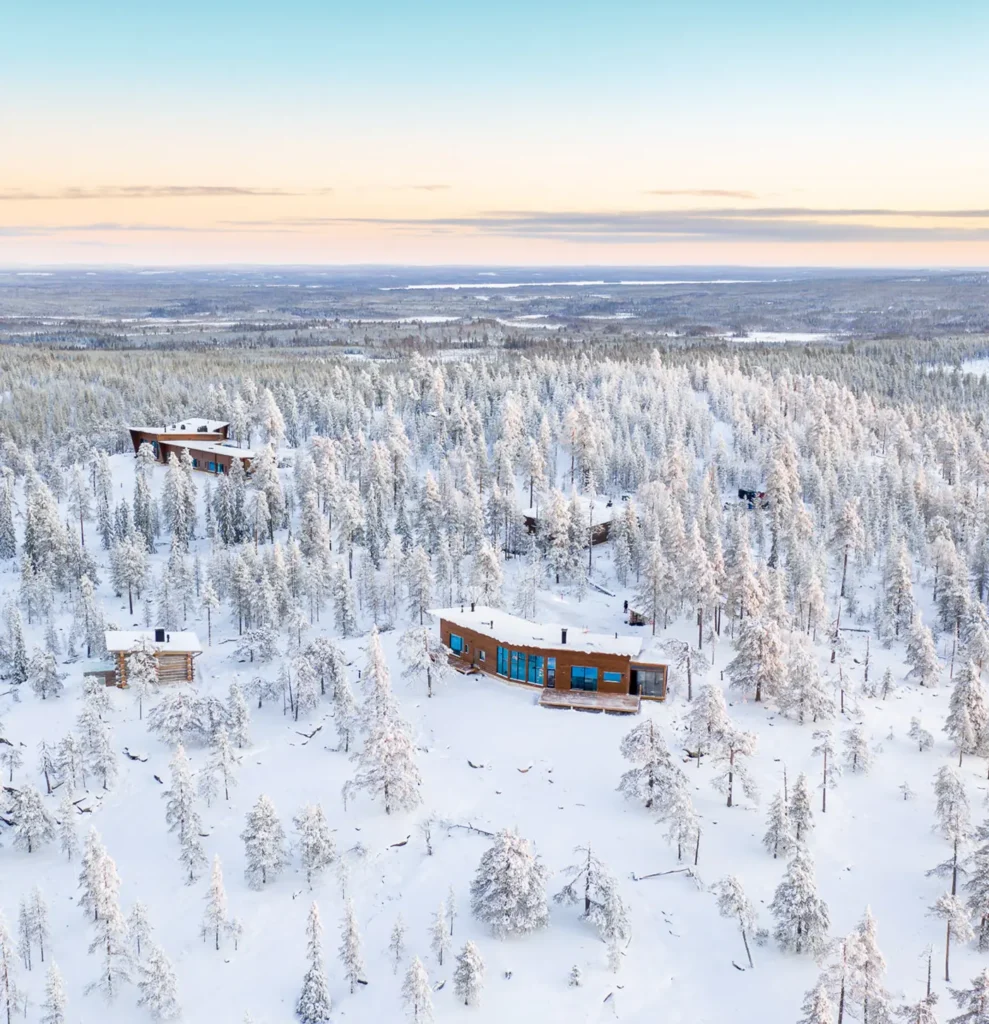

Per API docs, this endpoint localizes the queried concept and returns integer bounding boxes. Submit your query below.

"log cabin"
[105,629,202,686]
[522,495,614,545]
[430,605,668,713]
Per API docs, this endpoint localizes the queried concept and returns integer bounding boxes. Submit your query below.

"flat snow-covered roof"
[105,630,203,654]
[160,440,255,459]
[131,419,229,435]
[428,605,643,658]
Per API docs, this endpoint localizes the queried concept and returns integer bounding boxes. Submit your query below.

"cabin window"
[496,646,508,676]
[478,649,486,662]
[218,463,225,474]
[546,657,556,687]
[603,671,623,684]
[527,655,544,686]
[510,650,526,681]
[449,633,464,654]
[570,665,599,691]
[192,458,199,468]
[208,461,217,473]
[636,668,666,698]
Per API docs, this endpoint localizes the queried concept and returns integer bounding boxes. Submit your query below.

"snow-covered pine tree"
[241,794,288,888]
[894,991,940,1024]
[125,638,158,720]
[929,893,973,983]
[203,726,238,803]
[763,789,794,859]
[685,683,731,764]
[338,899,366,994]
[906,613,941,688]
[843,726,873,773]
[202,856,229,950]
[711,722,758,808]
[128,902,152,958]
[12,785,56,853]
[453,940,485,1007]
[147,687,203,748]
[84,844,132,1001]
[811,729,841,813]
[0,914,21,1024]
[770,842,830,955]
[57,793,78,860]
[846,907,893,1024]
[398,626,449,699]
[429,903,450,967]
[294,803,336,888]
[470,828,549,938]
[796,976,835,1024]
[727,615,786,703]
[40,961,67,1024]
[945,660,989,765]
[712,875,756,968]
[555,845,631,954]
[226,683,251,748]
[293,655,321,721]
[617,717,684,813]
[401,956,433,1024]
[28,649,64,700]
[136,941,181,1020]
[948,968,989,1022]
[297,902,331,1024]
[778,640,834,724]
[910,717,935,752]
[389,916,406,975]
[162,744,207,883]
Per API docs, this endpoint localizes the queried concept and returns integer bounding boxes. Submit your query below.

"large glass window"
[603,671,623,685]
[510,650,526,681]
[571,665,599,691]
[546,658,556,688]
[636,668,666,698]
[527,655,544,686]
[449,633,464,654]
[496,646,508,676]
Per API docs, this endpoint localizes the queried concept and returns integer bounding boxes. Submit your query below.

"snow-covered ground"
[0,410,985,1024]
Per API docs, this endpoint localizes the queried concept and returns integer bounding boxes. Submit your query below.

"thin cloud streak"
[645,189,760,199]
[0,186,334,200]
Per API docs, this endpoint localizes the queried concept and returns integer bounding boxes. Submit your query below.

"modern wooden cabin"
[522,495,614,545]
[430,606,668,712]
[104,629,202,686]
[128,419,254,475]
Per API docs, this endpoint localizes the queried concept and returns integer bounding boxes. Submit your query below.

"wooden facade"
[105,630,202,686]
[435,608,668,702]
[128,420,253,475]
[114,650,197,686]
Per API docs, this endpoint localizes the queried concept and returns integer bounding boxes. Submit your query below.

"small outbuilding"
[104,629,203,686]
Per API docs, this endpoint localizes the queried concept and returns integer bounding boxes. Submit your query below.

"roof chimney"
[561,628,568,645]
[154,628,165,643]
[470,601,475,612]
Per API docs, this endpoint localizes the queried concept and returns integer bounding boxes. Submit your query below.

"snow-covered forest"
[2,339,989,1023]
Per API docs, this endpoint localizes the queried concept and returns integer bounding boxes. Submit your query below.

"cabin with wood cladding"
[430,605,668,713]
[104,629,202,686]
[128,419,254,475]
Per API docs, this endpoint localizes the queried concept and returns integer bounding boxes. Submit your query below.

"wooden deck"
[539,689,640,714]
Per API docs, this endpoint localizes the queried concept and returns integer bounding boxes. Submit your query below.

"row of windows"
[449,632,636,694]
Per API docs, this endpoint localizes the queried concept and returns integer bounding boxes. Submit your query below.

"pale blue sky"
[3,1,988,264]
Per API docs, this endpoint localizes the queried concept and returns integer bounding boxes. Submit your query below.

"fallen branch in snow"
[467,760,484,769]
[447,822,495,838]
[632,867,702,887]
[732,962,745,971]
[389,836,411,848]
[296,724,323,741]
[122,748,147,762]
[153,774,164,785]
[517,765,533,773]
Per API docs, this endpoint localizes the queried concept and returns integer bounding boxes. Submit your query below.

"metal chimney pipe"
[470,602,475,612]
[561,628,568,644]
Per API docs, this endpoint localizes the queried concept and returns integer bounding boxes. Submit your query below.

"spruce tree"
[297,902,331,1024]
[470,828,549,938]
